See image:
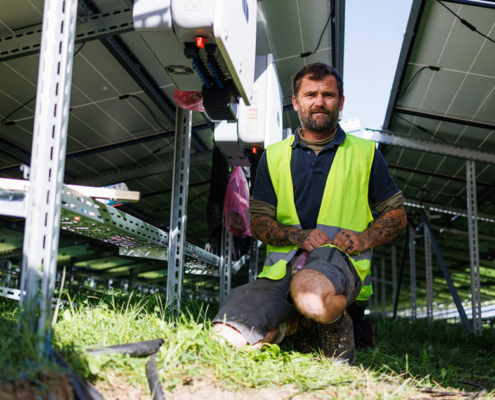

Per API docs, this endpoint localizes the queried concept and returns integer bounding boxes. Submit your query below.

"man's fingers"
[303,230,331,252]
[332,230,358,252]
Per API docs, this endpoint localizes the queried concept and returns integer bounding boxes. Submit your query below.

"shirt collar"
[291,124,346,148]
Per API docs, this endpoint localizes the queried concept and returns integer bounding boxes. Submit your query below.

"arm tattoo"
[361,209,406,249]
[250,214,310,247]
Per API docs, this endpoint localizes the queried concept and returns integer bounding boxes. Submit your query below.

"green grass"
[0,300,71,399]
[358,316,495,392]
[1,290,495,399]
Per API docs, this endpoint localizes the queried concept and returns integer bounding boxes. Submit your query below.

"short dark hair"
[291,63,344,99]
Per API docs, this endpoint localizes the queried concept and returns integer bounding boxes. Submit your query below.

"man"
[213,63,407,365]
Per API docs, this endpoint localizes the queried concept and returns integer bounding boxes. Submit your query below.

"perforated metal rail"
[60,186,220,270]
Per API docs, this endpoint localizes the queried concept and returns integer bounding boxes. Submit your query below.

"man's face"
[292,75,344,133]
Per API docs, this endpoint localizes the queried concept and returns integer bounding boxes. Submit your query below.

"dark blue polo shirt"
[252,125,400,230]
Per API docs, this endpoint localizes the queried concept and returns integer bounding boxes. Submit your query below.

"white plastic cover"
[238,54,283,147]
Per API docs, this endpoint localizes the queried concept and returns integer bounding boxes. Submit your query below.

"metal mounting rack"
[0,183,222,270]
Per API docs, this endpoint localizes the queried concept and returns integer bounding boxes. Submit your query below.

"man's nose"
[314,94,325,106]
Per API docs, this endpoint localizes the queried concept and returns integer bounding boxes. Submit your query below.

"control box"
[214,54,285,166]
[238,54,283,149]
[133,0,257,120]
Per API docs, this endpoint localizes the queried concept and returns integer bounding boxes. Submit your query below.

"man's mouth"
[311,109,328,115]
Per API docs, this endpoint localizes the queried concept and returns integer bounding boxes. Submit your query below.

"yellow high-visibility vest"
[258,133,375,301]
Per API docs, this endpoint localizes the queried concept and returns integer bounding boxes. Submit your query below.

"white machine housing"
[133,0,257,119]
[238,54,283,148]
[214,54,285,166]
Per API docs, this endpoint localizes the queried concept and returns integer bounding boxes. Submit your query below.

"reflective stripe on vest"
[258,133,375,301]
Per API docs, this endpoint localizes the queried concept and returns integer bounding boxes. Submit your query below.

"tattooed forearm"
[360,209,407,249]
[250,214,311,247]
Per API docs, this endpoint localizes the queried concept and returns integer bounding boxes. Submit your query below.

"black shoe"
[317,311,356,366]
[291,316,318,354]
[357,319,377,349]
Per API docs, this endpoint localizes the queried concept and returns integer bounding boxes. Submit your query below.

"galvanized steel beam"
[466,160,482,336]
[219,227,233,307]
[373,266,378,316]
[423,209,433,326]
[391,245,397,306]
[409,225,417,322]
[166,107,192,311]
[381,258,386,318]
[19,0,78,353]
[248,237,259,282]
[355,130,495,165]
[0,8,134,62]
[405,199,495,223]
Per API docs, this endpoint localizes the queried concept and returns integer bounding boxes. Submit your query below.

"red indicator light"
[252,147,258,154]
[74,216,81,221]
[196,36,207,49]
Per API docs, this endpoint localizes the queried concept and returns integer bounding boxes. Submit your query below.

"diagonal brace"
[421,210,472,333]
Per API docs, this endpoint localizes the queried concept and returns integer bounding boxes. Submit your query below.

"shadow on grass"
[0,314,82,399]
[356,316,495,393]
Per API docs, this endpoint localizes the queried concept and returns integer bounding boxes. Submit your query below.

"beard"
[297,105,340,133]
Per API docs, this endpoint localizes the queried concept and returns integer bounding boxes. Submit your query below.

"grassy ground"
[1,289,494,399]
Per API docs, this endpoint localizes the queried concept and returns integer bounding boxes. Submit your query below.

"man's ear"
[339,95,345,112]
[292,95,299,112]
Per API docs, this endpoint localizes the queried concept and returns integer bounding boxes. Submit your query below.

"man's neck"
[300,126,337,141]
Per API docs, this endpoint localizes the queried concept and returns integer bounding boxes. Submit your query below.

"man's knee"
[290,269,344,321]
[213,323,280,349]
[291,270,328,315]
[213,323,248,348]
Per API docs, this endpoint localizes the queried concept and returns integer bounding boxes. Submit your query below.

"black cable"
[458,381,487,392]
[300,7,333,58]
[86,338,164,357]
[146,353,165,400]
[0,42,87,126]
[0,96,36,126]
[50,347,104,400]
[73,41,87,58]
[119,94,170,132]
[397,65,441,101]
[135,144,167,165]
[394,113,447,142]
[393,175,433,195]
[436,0,495,45]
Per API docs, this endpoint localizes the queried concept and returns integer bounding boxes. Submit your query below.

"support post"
[0,260,6,283]
[421,210,472,333]
[166,107,192,312]
[393,228,409,319]
[373,266,378,316]
[391,245,397,308]
[19,0,78,353]
[409,225,417,322]
[423,208,433,326]
[466,160,482,336]
[219,227,233,306]
[7,260,12,284]
[381,258,386,318]
[248,237,259,282]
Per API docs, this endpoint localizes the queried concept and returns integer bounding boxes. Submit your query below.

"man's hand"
[332,229,366,254]
[299,229,331,252]
[332,208,407,254]
[250,214,330,252]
